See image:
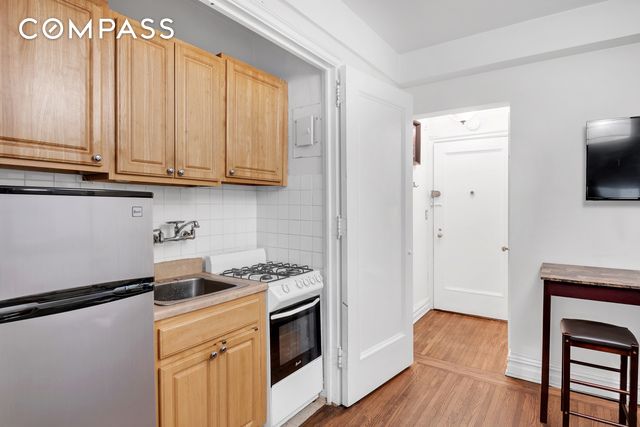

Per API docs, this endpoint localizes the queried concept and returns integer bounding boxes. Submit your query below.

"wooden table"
[539,263,640,423]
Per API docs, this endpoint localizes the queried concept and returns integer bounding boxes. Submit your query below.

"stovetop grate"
[221,262,313,283]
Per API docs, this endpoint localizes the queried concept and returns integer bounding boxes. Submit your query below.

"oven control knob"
[282,284,290,293]
[304,278,311,287]
[296,280,303,289]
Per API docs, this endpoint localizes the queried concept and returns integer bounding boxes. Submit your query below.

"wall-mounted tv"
[586,117,640,200]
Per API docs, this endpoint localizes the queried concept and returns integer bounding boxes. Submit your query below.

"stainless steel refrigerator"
[0,186,156,427]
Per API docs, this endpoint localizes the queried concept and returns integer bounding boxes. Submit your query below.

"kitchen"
[1,0,334,425]
[4,1,640,426]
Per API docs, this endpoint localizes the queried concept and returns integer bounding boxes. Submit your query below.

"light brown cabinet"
[222,55,288,186]
[0,2,288,187]
[112,18,225,186]
[0,0,111,172]
[115,17,175,179]
[155,293,267,427]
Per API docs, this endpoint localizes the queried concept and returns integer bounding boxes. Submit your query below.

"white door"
[433,137,508,319]
[340,66,413,406]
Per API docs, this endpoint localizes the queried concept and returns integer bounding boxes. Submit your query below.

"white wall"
[412,125,433,321]
[408,42,640,388]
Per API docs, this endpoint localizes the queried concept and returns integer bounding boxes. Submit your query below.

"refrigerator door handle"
[0,282,154,324]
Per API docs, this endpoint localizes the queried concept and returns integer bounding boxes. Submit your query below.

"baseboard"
[506,351,636,398]
[413,298,432,323]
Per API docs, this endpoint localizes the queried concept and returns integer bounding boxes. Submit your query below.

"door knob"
[210,351,218,360]
[167,168,175,176]
[92,154,102,162]
[229,169,236,176]
[220,346,227,354]
[177,169,185,177]
[501,246,510,252]
[437,232,444,238]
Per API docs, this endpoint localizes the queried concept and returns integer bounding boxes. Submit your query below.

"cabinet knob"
[210,351,218,360]
[177,169,185,177]
[229,169,235,176]
[92,154,103,163]
[220,346,227,354]
[167,168,175,176]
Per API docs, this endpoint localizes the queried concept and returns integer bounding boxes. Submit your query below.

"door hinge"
[337,345,344,369]
[335,80,342,109]
[336,215,344,240]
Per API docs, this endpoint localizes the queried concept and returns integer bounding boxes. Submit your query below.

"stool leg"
[621,355,628,425]
[562,337,571,427]
[630,348,638,427]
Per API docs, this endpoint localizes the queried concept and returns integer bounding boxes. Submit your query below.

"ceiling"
[343,0,606,53]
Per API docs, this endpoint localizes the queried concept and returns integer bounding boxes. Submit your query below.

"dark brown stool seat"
[560,318,639,427]
[561,319,639,351]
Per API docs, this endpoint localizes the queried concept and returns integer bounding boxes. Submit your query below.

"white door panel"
[433,137,508,319]
[340,66,413,406]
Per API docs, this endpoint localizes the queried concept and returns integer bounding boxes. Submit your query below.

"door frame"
[414,104,511,324]
[196,0,344,403]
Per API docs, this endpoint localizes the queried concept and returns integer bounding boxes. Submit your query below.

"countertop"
[153,271,268,321]
[540,263,640,290]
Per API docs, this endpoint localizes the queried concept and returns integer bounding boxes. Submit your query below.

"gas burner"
[220,262,313,282]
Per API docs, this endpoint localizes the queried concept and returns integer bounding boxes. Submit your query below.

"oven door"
[270,296,321,385]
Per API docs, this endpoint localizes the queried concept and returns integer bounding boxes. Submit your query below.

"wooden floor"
[303,310,620,427]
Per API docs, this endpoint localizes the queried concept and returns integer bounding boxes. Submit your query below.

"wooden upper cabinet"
[0,0,110,171]
[175,43,225,183]
[222,55,288,185]
[116,16,175,178]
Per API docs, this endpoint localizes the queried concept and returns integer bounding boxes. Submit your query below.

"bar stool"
[561,319,638,427]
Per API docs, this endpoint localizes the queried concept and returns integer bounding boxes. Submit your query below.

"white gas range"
[204,249,324,427]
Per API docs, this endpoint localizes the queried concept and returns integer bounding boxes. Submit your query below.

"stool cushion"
[561,318,638,351]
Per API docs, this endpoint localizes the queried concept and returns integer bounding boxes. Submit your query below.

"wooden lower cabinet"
[159,344,221,427]
[220,328,265,427]
[156,293,266,427]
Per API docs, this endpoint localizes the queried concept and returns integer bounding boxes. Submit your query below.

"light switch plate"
[295,115,315,147]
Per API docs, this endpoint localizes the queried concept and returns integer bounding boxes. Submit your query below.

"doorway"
[415,106,509,320]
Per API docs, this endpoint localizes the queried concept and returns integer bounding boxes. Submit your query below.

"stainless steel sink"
[154,277,239,305]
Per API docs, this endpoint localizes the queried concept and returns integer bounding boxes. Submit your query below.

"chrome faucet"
[153,220,200,244]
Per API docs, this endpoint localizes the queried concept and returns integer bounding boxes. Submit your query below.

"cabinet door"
[225,57,287,184]
[159,347,220,427]
[175,43,225,182]
[0,0,109,170]
[116,17,175,178]
[219,328,266,427]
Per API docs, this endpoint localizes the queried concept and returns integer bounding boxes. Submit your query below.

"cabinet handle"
[220,346,227,354]
[177,169,185,177]
[228,169,235,176]
[167,168,175,176]
[210,351,218,360]
[92,154,103,163]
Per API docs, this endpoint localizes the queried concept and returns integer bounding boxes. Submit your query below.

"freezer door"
[0,187,154,300]
[0,291,155,427]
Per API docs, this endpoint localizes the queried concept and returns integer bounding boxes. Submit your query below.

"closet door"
[175,43,225,182]
[116,16,175,178]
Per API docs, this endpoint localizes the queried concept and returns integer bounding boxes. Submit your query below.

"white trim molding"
[413,297,432,323]
[506,352,639,398]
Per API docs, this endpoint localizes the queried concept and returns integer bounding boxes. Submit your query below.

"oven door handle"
[270,298,320,320]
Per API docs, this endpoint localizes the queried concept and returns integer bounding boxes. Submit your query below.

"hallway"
[304,310,619,426]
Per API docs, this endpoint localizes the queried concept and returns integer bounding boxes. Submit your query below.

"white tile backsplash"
[257,173,324,270]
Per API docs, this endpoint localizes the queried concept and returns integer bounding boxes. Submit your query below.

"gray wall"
[407,42,640,386]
